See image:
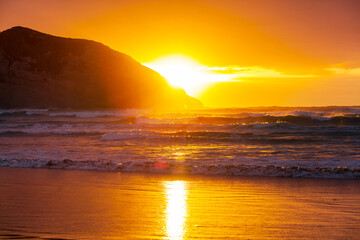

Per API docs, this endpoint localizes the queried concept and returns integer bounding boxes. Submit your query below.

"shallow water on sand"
[0,168,359,239]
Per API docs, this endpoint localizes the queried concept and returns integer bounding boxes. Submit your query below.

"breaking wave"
[1,158,359,179]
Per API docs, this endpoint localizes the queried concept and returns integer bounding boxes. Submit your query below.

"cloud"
[325,67,360,76]
[201,66,315,79]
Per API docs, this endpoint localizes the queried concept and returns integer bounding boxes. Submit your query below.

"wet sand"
[0,167,359,240]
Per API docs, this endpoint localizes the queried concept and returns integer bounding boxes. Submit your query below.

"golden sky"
[1,0,360,107]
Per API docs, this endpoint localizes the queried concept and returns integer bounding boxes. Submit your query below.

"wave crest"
[1,158,359,179]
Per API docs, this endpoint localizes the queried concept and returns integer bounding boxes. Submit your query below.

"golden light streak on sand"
[164,181,188,240]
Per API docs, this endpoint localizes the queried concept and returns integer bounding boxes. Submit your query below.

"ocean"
[1,106,360,178]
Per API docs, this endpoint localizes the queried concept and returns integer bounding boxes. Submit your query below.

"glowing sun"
[143,55,229,97]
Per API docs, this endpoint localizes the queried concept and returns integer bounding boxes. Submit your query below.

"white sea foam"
[291,111,324,116]
[101,132,140,141]
[100,129,158,141]
[311,116,330,121]
[0,158,359,179]
[48,109,149,118]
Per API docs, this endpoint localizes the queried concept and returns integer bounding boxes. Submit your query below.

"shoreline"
[1,165,359,179]
[1,163,359,179]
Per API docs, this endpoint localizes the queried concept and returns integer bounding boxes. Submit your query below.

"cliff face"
[0,26,202,109]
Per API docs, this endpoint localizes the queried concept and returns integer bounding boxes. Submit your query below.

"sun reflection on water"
[164,181,188,240]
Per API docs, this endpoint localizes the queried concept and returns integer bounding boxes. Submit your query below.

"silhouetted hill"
[0,26,202,109]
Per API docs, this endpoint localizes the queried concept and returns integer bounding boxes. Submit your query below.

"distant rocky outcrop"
[0,26,202,109]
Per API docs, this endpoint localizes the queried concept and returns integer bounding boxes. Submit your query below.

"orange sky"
[1,0,360,107]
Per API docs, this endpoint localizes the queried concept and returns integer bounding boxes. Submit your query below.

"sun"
[143,54,229,97]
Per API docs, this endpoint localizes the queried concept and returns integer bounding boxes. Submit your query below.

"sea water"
[0,106,359,178]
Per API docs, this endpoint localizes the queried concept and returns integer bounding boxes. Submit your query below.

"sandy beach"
[0,167,359,239]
